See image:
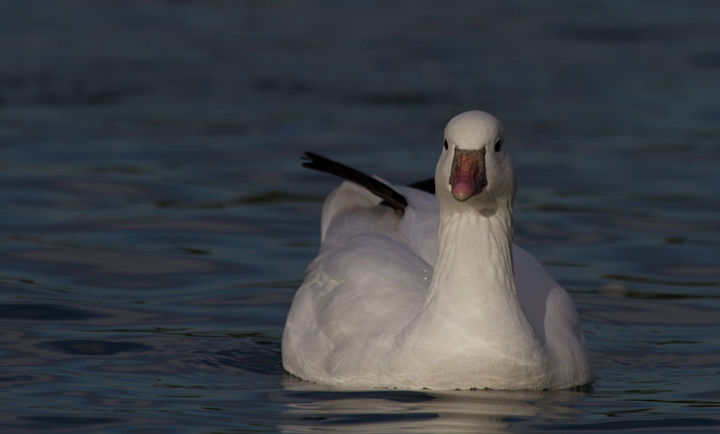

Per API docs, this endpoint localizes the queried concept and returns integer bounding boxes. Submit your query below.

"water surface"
[1,1,719,432]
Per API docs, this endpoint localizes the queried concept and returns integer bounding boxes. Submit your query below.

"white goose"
[282,111,594,390]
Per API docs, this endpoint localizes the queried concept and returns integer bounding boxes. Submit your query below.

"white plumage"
[282,111,594,390]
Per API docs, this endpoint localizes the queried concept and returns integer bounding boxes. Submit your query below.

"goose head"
[435,111,517,216]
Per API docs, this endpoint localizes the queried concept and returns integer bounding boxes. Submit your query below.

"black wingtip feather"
[301,152,408,213]
[407,178,435,194]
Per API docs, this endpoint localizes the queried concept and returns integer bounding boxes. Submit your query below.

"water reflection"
[279,374,588,433]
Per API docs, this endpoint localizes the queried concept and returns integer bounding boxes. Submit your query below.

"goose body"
[282,111,594,390]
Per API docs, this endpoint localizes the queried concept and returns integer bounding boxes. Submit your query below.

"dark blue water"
[1,1,719,432]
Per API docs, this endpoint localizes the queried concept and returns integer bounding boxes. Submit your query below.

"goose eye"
[494,139,503,152]
[444,139,448,150]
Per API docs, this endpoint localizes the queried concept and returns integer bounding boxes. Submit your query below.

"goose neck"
[434,204,512,285]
